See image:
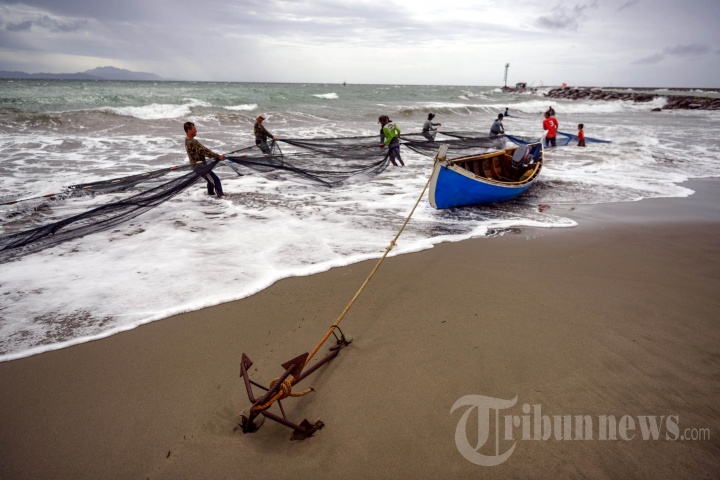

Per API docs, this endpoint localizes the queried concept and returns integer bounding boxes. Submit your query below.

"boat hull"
[428,144,542,209]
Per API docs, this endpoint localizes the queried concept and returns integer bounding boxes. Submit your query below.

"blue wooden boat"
[428,142,543,209]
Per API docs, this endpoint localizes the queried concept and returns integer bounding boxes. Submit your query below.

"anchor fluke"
[281,352,308,378]
[239,353,253,378]
[291,420,325,441]
[239,407,265,433]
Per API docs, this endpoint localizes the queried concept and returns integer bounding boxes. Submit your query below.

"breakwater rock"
[544,87,720,110]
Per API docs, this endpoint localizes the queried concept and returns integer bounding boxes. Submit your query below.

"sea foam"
[100,99,210,120]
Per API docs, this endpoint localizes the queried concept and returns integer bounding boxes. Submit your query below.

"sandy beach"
[1,179,719,480]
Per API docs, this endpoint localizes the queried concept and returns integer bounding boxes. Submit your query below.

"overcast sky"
[0,0,718,87]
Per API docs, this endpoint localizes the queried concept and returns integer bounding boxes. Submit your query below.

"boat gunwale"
[443,145,543,187]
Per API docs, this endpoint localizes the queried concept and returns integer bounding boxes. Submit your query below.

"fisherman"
[504,107,509,117]
[184,121,226,198]
[378,115,404,167]
[254,115,278,154]
[490,114,505,137]
[422,113,442,141]
[542,111,558,147]
[546,106,556,117]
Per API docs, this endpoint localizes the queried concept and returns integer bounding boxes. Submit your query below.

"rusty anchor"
[239,327,351,440]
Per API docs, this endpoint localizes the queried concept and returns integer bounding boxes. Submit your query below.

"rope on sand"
[251,149,445,413]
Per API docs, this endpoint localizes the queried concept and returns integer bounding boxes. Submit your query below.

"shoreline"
[543,178,720,226]
[0,181,708,364]
[1,179,719,479]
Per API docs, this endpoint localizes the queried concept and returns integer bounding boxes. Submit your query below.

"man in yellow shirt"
[378,115,404,167]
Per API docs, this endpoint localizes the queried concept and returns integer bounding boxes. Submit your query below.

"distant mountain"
[0,66,163,81]
[0,70,99,80]
[83,66,163,81]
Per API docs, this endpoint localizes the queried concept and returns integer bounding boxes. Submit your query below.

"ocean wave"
[506,98,668,115]
[396,103,497,116]
[224,103,258,111]
[458,93,489,101]
[313,93,339,100]
[458,90,488,99]
[100,99,210,120]
[5,112,68,130]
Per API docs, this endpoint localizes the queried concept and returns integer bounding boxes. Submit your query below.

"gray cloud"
[0,0,151,22]
[535,14,580,31]
[664,44,711,57]
[535,1,599,31]
[0,0,718,86]
[617,0,639,11]
[37,14,87,32]
[0,0,518,43]
[632,44,712,65]
[632,53,665,65]
[6,20,30,31]
[0,0,408,26]
[1,8,89,33]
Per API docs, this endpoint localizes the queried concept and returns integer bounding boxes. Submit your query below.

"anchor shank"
[252,368,294,409]
[251,352,308,409]
[294,347,341,384]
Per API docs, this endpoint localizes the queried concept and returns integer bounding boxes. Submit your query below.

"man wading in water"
[378,115,404,167]
[184,122,226,198]
[254,115,279,154]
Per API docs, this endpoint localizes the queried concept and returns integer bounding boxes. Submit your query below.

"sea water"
[1,80,719,361]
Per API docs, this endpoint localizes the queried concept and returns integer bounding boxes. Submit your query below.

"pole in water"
[504,63,510,88]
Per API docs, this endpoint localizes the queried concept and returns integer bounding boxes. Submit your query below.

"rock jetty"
[544,87,720,110]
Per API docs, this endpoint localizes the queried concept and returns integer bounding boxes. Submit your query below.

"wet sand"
[1,180,719,479]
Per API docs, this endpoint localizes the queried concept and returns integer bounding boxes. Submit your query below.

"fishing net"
[0,132,526,262]
[227,138,390,187]
[555,131,612,145]
[402,131,508,159]
[438,131,541,147]
[0,137,394,261]
[0,163,210,262]
[66,164,192,193]
[0,163,192,208]
[504,132,611,146]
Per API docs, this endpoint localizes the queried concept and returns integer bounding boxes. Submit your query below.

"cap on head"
[378,115,388,123]
[257,115,265,121]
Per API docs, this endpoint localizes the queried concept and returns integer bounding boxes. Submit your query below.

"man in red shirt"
[542,112,558,147]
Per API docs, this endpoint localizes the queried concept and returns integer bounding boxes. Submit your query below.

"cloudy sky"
[0,0,718,87]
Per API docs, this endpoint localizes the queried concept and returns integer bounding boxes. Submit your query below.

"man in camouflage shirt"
[254,115,278,154]
[184,121,226,197]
